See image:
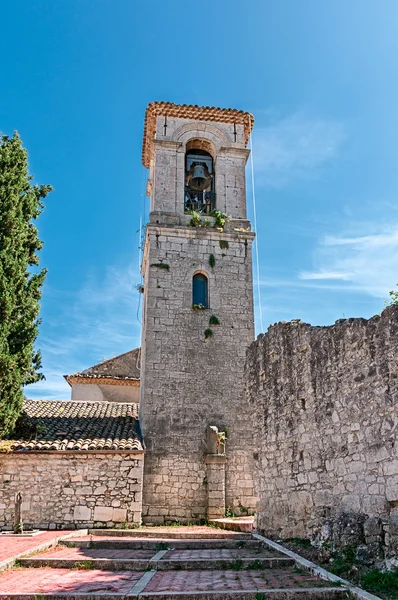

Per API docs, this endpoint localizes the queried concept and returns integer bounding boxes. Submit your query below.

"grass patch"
[150,263,169,270]
[209,315,220,326]
[204,328,213,339]
[361,569,398,598]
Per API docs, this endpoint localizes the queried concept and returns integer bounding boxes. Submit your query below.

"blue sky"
[2,0,398,398]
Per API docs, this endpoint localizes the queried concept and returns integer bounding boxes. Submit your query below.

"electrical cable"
[249,133,264,333]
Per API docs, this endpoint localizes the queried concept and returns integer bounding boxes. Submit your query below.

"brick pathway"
[145,569,330,592]
[27,546,155,560]
[0,527,350,598]
[0,530,75,564]
[0,568,141,594]
[162,547,278,559]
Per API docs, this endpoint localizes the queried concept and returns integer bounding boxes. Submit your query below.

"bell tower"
[140,102,257,523]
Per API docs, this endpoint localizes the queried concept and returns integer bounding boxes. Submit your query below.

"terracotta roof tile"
[142,101,254,168]
[6,399,143,453]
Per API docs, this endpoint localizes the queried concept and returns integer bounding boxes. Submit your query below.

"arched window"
[185,145,215,214]
[192,273,208,308]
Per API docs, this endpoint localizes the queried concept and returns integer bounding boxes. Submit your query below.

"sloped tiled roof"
[142,101,254,167]
[7,399,143,453]
[65,348,141,385]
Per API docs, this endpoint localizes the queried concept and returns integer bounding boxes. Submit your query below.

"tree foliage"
[388,284,398,306]
[0,132,52,438]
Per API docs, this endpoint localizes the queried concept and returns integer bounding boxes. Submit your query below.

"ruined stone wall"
[0,453,144,530]
[247,306,398,557]
[140,225,257,523]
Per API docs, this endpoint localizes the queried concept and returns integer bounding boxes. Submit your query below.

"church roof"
[64,348,140,386]
[4,399,143,453]
[142,101,254,168]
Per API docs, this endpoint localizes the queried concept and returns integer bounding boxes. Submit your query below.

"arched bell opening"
[185,141,215,215]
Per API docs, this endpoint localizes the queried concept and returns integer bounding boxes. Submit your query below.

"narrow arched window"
[192,273,208,308]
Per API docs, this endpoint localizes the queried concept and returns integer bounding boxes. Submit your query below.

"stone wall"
[71,382,140,404]
[247,306,398,558]
[0,453,144,530]
[140,225,257,523]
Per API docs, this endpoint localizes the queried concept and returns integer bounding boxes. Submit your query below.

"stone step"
[209,517,254,533]
[88,528,251,540]
[61,536,262,550]
[19,556,296,571]
[0,566,349,599]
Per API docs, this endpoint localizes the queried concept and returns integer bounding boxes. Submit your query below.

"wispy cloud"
[299,224,398,298]
[253,111,345,187]
[26,262,142,399]
[299,271,353,281]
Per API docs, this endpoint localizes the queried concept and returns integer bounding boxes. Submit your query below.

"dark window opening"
[192,273,208,308]
[185,149,215,214]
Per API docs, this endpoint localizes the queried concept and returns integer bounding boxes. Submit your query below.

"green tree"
[388,284,398,306]
[0,132,52,438]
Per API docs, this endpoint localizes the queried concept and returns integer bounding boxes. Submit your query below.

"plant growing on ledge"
[192,303,206,310]
[187,210,202,227]
[219,240,229,250]
[204,328,213,339]
[209,210,229,231]
[209,315,220,326]
[150,263,169,270]
[209,254,215,268]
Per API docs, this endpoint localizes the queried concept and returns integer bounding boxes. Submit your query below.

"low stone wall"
[0,452,144,530]
[246,306,398,559]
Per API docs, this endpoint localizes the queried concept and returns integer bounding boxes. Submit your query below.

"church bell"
[190,163,209,191]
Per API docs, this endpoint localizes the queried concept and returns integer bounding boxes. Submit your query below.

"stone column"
[205,454,226,519]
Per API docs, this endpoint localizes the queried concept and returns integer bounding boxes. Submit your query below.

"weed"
[236,541,246,549]
[204,328,213,339]
[285,537,312,549]
[203,219,211,228]
[188,210,202,227]
[238,502,249,516]
[74,560,94,569]
[219,240,229,250]
[231,558,243,570]
[150,263,169,271]
[209,210,229,230]
[202,476,208,486]
[13,560,23,568]
[209,315,220,326]
[225,506,236,518]
[192,303,206,310]
[246,559,264,570]
[209,254,216,268]
[255,593,265,600]
[155,542,168,551]
[294,566,305,574]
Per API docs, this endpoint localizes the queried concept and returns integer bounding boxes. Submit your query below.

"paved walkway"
[0,530,76,566]
[0,527,352,599]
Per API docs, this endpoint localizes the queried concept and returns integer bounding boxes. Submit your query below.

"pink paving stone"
[0,568,141,594]
[0,531,75,564]
[29,546,154,560]
[144,569,329,592]
[164,548,279,559]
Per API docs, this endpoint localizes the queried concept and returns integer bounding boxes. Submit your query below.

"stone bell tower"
[140,102,257,524]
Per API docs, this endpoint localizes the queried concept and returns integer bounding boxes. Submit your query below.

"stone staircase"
[0,527,355,599]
